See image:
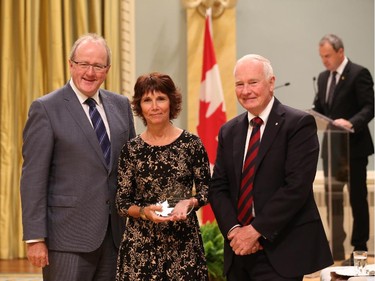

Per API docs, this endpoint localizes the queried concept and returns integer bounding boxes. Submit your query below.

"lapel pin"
[275,122,279,126]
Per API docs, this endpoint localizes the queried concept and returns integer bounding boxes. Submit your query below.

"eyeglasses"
[71,60,109,72]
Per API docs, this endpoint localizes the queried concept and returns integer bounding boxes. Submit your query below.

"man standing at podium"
[313,34,374,263]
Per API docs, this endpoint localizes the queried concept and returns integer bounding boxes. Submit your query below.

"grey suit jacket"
[20,83,135,252]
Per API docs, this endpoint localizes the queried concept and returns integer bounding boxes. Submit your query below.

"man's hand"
[26,242,49,268]
[228,225,263,255]
[333,118,353,130]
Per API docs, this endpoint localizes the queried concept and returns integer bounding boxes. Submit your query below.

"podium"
[307,109,353,259]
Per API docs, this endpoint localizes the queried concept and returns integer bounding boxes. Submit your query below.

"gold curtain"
[0,0,122,259]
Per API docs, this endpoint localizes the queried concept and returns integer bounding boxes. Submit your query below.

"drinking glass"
[353,250,367,275]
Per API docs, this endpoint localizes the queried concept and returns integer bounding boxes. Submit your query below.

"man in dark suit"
[20,33,136,281]
[313,34,374,262]
[209,54,333,280]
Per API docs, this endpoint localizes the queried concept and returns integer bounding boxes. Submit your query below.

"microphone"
[312,76,317,95]
[274,82,290,90]
[312,76,318,108]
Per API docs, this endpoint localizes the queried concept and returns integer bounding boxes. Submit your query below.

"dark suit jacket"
[313,60,374,158]
[20,83,136,252]
[209,98,333,278]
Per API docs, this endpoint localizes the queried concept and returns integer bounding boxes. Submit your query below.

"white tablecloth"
[320,264,375,281]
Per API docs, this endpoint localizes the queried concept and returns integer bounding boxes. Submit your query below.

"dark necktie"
[237,117,263,225]
[327,71,337,108]
[85,98,111,165]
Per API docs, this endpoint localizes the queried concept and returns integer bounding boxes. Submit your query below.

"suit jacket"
[20,83,136,252]
[209,98,333,278]
[313,60,374,158]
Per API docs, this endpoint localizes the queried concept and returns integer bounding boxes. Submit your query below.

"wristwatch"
[139,206,148,220]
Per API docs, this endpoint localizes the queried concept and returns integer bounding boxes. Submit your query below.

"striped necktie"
[237,116,263,225]
[85,98,111,165]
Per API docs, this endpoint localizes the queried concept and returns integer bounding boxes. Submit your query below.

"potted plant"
[201,220,226,281]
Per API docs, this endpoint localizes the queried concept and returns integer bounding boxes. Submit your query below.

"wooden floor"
[0,259,41,274]
[0,258,372,281]
[0,258,321,280]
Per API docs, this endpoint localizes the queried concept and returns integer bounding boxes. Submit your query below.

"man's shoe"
[341,253,354,266]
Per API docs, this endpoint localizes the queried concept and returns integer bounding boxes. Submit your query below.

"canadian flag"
[197,9,227,224]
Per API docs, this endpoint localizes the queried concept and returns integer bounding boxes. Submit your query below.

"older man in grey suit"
[20,33,136,281]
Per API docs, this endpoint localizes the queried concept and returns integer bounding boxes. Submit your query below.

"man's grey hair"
[69,33,111,66]
[319,34,344,52]
[234,54,274,79]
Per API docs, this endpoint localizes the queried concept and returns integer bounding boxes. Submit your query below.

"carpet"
[0,273,42,281]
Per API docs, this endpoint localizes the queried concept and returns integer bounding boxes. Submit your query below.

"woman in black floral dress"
[116,72,210,281]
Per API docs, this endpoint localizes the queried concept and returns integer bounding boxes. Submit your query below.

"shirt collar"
[247,96,274,126]
[335,56,348,76]
[69,79,101,105]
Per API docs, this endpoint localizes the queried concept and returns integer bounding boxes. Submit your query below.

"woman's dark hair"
[132,72,182,126]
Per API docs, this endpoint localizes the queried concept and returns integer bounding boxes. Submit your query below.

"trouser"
[227,251,303,281]
[43,223,117,281]
[323,156,369,259]
[348,157,369,250]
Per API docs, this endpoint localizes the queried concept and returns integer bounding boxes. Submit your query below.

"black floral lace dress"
[116,130,210,281]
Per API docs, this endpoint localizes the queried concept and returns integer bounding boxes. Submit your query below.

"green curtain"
[0,0,122,259]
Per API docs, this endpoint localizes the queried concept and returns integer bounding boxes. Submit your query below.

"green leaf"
[200,220,226,281]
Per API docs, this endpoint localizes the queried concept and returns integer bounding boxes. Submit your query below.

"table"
[320,264,375,281]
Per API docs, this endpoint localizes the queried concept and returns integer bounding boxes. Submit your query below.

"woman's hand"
[169,198,196,221]
[143,204,171,223]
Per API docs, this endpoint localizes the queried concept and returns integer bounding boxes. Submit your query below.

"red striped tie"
[237,117,263,225]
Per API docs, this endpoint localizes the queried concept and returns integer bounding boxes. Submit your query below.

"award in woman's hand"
[155,197,194,217]
[155,200,174,217]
